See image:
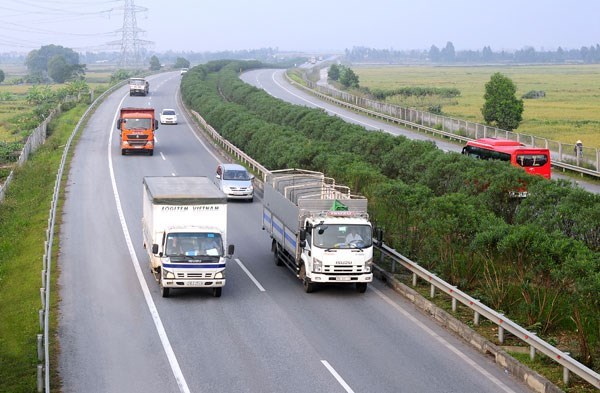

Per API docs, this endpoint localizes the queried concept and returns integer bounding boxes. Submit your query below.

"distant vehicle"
[160,109,178,125]
[462,138,551,179]
[129,77,149,96]
[215,163,254,201]
[180,68,188,75]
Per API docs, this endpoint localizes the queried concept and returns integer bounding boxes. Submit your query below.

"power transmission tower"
[108,0,153,68]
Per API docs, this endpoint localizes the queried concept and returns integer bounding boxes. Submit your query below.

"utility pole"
[108,0,153,68]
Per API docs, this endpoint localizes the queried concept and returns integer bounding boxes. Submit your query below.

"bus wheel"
[213,287,222,298]
[160,278,170,298]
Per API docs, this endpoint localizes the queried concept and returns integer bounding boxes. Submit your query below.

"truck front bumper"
[161,279,225,288]
[309,273,373,283]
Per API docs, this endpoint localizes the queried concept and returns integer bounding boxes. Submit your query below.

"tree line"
[181,60,600,369]
[346,43,600,64]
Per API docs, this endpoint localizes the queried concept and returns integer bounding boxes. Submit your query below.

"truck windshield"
[165,233,223,257]
[313,224,372,249]
[122,118,151,130]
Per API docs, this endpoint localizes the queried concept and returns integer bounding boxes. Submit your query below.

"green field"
[352,64,600,148]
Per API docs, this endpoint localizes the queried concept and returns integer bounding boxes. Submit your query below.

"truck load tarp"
[143,176,227,205]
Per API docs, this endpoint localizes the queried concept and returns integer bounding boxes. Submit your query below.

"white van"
[215,163,254,201]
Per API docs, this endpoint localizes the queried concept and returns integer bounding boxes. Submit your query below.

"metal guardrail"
[375,240,600,389]
[38,80,129,392]
[285,73,600,179]
[186,106,599,390]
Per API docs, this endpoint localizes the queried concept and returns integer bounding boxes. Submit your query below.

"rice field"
[353,64,600,148]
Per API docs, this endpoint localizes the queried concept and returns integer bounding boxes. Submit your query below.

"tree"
[174,57,190,69]
[48,55,70,83]
[328,64,340,81]
[441,41,455,62]
[429,45,441,62]
[339,66,359,88]
[149,55,161,71]
[0,69,4,84]
[481,72,524,131]
[25,44,79,74]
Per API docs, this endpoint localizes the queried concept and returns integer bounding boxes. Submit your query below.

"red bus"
[462,138,551,179]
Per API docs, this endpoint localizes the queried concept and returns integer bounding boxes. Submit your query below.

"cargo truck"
[262,169,373,293]
[129,77,149,96]
[117,107,159,155]
[142,176,234,298]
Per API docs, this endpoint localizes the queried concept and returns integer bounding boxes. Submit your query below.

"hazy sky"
[1,0,599,54]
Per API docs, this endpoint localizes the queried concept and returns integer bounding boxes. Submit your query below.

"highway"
[240,68,600,194]
[57,71,532,392]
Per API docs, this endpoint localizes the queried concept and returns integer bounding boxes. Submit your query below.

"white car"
[215,163,254,201]
[160,109,178,125]
[180,68,188,75]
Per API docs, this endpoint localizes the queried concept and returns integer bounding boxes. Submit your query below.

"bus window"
[516,154,548,167]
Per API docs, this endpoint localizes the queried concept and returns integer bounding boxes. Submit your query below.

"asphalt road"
[240,68,600,194]
[58,71,532,393]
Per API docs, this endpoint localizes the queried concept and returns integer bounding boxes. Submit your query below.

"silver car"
[215,163,254,201]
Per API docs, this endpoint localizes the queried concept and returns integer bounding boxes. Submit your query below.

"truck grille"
[323,265,365,274]
[176,272,214,279]
[126,134,149,140]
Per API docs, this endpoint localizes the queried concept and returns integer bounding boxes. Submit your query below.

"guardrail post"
[474,310,480,326]
[40,288,45,308]
[39,309,44,330]
[37,334,44,361]
[452,297,457,312]
[37,364,43,392]
[412,272,417,287]
[563,355,570,386]
[41,269,46,286]
[430,284,435,298]
[530,344,536,361]
[498,325,505,344]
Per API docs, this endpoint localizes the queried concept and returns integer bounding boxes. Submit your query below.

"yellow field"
[353,64,600,148]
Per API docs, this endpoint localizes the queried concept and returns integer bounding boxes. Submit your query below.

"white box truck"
[262,169,373,293]
[142,176,234,298]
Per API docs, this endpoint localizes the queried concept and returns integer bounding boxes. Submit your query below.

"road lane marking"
[235,258,265,292]
[370,286,516,393]
[270,70,376,129]
[160,151,166,160]
[321,360,355,393]
[108,94,191,393]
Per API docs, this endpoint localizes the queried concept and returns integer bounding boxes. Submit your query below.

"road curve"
[57,71,532,393]
[240,68,600,194]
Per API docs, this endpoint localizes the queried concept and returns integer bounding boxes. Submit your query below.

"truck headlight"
[214,271,225,279]
[163,269,175,279]
[313,258,322,272]
[363,258,373,272]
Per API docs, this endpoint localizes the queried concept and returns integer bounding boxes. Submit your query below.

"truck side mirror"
[227,244,235,257]
[117,119,122,130]
[154,120,159,130]
[152,244,159,254]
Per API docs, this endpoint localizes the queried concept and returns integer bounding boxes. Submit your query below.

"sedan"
[160,109,178,125]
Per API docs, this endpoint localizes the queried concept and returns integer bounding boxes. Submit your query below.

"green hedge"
[181,60,600,368]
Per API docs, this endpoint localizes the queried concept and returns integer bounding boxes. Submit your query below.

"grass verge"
[0,103,87,392]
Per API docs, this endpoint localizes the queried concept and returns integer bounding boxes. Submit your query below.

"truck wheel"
[356,283,368,293]
[121,149,126,155]
[300,264,314,293]
[273,245,283,266]
[213,287,222,298]
[160,279,170,298]
[148,149,154,156]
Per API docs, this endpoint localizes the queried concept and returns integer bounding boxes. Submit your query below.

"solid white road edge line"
[108,94,191,393]
[321,360,355,393]
[370,286,516,393]
[270,70,376,129]
[235,258,266,292]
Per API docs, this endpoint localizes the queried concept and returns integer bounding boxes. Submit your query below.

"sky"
[1,0,599,55]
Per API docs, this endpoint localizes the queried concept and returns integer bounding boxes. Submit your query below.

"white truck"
[142,176,234,298]
[262,169,373,293]
[129,77,149,96]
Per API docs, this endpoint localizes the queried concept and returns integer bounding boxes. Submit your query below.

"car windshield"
[312,224,372,249]
[223,169,251,180]
[162,110,175,116]
[165,232,223,258]
[122,118,151,130]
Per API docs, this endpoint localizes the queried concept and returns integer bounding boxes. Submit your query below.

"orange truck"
[117,107,159,156]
